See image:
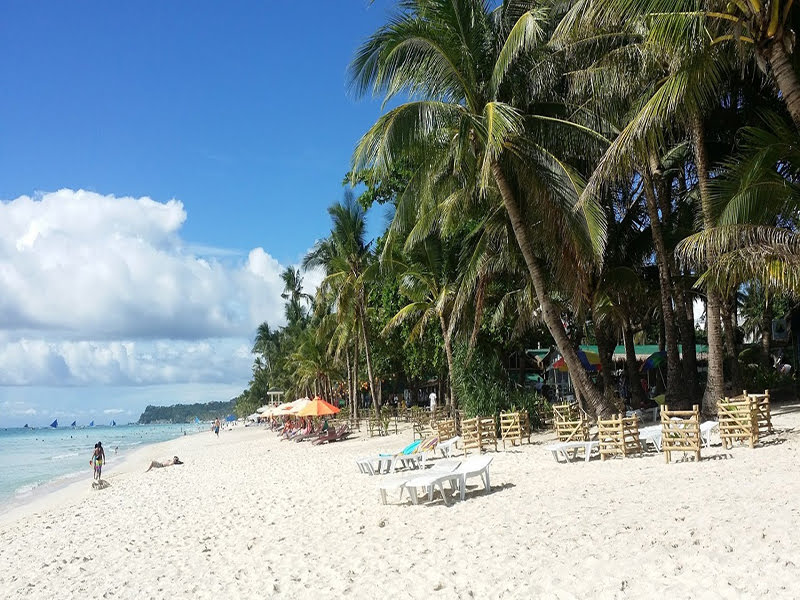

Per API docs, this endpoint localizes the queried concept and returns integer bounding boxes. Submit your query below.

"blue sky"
[0,1,396,425]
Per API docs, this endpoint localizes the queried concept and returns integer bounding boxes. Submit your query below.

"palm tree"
[280,267,312,327]
[304,194,380,417]
[584,0,800,128]
[350,0,617,416]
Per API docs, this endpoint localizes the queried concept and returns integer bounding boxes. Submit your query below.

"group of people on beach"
[275,415,329,440]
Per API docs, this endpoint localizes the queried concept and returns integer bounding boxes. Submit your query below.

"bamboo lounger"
[660,405,701,463]
[597,414,642,460]
[500,411,522,448]
[718,396,759,449]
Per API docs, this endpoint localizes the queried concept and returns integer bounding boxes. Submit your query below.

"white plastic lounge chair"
[638,425,662,452]
[438,436,460,458]
[356,457,378,475]
[399,459,464,506]
[378,460,461,505]
[544,440,599,463]
[700,420,718,447]
[450,455,493,501]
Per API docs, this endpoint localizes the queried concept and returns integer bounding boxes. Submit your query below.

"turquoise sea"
[0,423,199,510]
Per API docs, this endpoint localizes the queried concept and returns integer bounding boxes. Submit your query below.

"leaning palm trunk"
[491,160,613,417]
[640,167,685,405]
[691,114,725,414]
[767,40,800,131]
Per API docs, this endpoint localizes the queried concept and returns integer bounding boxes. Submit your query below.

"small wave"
[50,452,80,460]
[14,482,40,496]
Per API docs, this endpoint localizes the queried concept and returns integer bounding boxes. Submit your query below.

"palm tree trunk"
[438,314,457,411]
[691,114,725,415]
[358,303,379,418]
[761,303,774,368]
[640,166,685,405]
[592,306,616,401]
[352,338,360,420]
[673,273,700,401]
[491,160,612,417]
[721,293,741,394]
[767,39,800,131]
[623,321,647,408]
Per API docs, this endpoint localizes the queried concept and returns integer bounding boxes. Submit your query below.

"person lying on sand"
[145,456,183,472]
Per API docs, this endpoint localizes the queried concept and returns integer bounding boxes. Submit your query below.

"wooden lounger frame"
[499,411,522,448]
[743,389,774,437]
[461,416,498,455]
[718,396,759,449]
[553,402,590,443]
[436,418,457,441]
[660,404,701,463]
[597,414,642,460]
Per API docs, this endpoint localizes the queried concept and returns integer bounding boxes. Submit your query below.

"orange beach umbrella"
[296,398,341,417]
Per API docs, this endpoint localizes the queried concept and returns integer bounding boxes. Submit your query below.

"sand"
[1,405,799,599]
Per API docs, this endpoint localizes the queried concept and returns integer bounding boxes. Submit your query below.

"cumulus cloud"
[0,189,314,389]
[0,189,288,340]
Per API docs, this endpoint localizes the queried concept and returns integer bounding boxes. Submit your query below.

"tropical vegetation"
[235,0,800,419]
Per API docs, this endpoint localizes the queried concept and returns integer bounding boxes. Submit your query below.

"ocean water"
[0,423,199,509]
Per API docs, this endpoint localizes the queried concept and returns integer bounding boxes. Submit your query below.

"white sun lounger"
[638,425,662,452]
[403,455,494,505]
[544,440,599,463]
[438,436,460,458]
[700,420,718,447]
[378,460,461,505]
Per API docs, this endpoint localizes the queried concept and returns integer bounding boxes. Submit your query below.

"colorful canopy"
[551,350,601,372]
[640,350,667,372]
[296,398,341,417]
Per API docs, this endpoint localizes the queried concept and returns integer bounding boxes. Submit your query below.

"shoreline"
[0,425,213,526]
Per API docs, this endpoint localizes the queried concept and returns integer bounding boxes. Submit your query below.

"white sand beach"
[1,406,800,599]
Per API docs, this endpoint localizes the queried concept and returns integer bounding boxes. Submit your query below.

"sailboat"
[111,420,116,427]
[89,420,94,427]
[23,424,29,429]
[70,420,77,427]
[194,416,200,424]
[50,419,58,428]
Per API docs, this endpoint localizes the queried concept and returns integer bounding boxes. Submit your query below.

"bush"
[740,364,794,393]
[452,342,548,426]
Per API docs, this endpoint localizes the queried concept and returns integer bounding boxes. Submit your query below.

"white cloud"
[103,408,125,415]
[0,189,289,340]
[0,189,316,391]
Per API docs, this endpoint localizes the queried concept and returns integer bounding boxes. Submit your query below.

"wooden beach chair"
[718,396,759,449]
[597,414,642,460]
[745,390,774,437]
[552,402,590,442]
[499,411,522,449]
[660,405,701,463]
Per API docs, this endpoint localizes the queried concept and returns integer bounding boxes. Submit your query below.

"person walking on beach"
[213,418,220,437]
[429,391,437,413]
[90,442,106,481]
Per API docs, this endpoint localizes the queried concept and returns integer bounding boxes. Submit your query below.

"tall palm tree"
[280,266,312,327]
[350,0,617,416]
[304,194,380,416]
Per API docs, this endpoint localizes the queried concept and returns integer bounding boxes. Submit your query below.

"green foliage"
[451,342,509,418]
[740,364,794,392]
[138,400,236,424]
